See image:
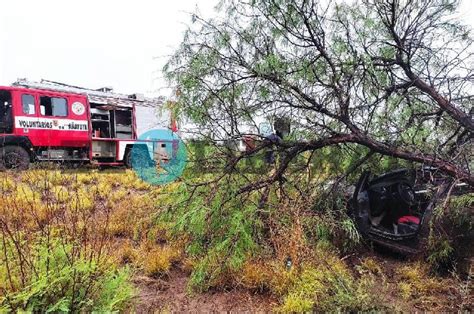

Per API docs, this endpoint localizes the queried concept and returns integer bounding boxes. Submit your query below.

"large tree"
[165,0,474,190]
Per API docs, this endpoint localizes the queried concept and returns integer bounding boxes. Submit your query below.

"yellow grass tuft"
[396,263,447,301]
[277,293,314,313]
[358,257,384,276]
[141,244,182,277]
[115,240,139,265]
[238,259,273,291]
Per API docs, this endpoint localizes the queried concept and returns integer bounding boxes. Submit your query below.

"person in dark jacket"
[264,131,282,164]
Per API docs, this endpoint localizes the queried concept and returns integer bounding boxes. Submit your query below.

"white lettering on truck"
[15,117,88,131]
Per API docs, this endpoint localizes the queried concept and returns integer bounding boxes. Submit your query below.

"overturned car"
[350,168,470,254]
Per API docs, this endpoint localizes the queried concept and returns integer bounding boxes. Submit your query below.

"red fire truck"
[0,79,173,169]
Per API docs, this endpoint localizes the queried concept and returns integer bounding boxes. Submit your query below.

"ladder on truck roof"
[13,78,165,108]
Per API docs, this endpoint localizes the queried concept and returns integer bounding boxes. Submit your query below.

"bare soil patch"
[133,269,276,313]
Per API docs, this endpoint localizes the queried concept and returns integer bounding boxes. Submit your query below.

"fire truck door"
[14,93,42,146]
[34,94,89,148]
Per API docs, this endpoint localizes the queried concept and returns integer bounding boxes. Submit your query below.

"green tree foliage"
[165,0,473,190]
[163,2,474,301]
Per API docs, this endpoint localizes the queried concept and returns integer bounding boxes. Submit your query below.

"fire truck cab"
[0,79,168,169]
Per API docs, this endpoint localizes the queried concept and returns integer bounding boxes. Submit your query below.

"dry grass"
[0,167,470,312]
[358,257,384,276]
[0,168,141,311]
[141,244,183,277]
[237,259,274,292]
[0,167,174,266]
[394,262,457,309]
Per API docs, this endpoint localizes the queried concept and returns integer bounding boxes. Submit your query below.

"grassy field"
[0,167,471,312]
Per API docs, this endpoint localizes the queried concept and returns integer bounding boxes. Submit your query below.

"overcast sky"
[1,0,473,97]
[0,0,215,96]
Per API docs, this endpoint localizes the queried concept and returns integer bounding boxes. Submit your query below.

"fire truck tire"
[0,146,30,170]
[124,149,133,168]
[124,146,153,168]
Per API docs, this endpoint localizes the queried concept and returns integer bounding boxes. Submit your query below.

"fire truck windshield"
[0,90,13,133]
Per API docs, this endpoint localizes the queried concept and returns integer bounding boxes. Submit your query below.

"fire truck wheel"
[124,149,133,168]
[124,146,153,168]
[0,146,30,170]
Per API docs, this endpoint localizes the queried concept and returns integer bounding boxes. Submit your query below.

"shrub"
[0,170,135,312]
[94,266,135,312]
[428,193,474,272]
[164,181,260,291]
[275,248,378,312]
[0,237,134,312]
[308,191,361,253]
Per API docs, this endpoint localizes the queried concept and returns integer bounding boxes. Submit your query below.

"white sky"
[0,0,216,96]
[0,0,473,97]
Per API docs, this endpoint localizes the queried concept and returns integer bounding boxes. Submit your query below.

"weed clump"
[428,193,474,272]
[275,250,377,312]
[238,259,273,292]
[358,257,384,276]
[0,170,135,312]
[115,240,139,264]
[234,248,379,312]
[396,263,447,301]
[141,244,182,277]
[0,238,134,312]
